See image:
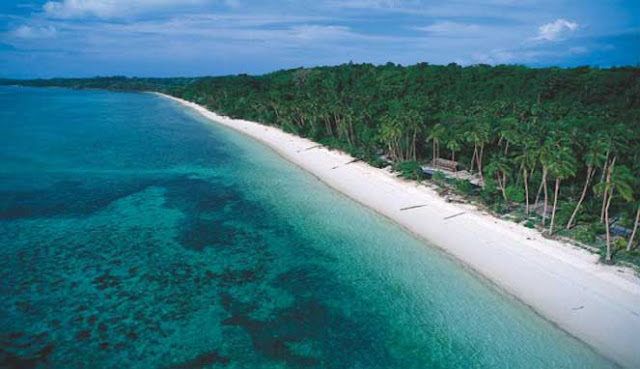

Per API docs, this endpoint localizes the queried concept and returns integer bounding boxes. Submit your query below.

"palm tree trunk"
[566,166,593,229]
[600,158,611,223]
[412,129,417,161]
[432,141,436,166]
[523,168,530,215]
[478,144,485,183]
[604,160,615,263]
[542,169,549,227]
[605,188,614,262]
[549,178,560,234]
[627,204,640,251]
[502,172,508,201]
[470,144,477,173]
[600,186,608,223]
[534,173,544,210]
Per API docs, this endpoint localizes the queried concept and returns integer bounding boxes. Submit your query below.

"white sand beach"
[158,93,640,368]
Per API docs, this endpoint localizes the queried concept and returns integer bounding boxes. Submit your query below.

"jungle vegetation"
[3,62,640,265]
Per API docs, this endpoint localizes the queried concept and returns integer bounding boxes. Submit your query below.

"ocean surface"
[0,86,617,369]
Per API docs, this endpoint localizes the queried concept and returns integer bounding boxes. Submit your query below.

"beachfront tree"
[427,123,446,165]
[446,135,461,162]
[514,137,538,215]
[485,154,512,201]
[537,142,553,227]
[547,147,577,234]
[467,119,491,183]
[497,117,518,155]
[628,162,640,251]
[628,204,640,251]
[380,115,402,162]
[596,162,634,262]
[598,126,630,224]
[566,134,608,229]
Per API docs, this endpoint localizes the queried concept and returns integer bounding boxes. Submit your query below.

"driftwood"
[331,158,361,170]
[400,204,428,211]
[296,144,321,153]
[443,212,466,220]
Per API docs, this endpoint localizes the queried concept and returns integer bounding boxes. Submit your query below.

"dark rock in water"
[204,270,218,280]
[0,344,55,369]
[7,332,24,340]
[98,323,108,332]
[99,342,109,350]
[75,330,90,341]
[88,315,98,326]
[166,351,230,369]
[93,273,122,290]
[220,269,257,286]
[126,332,138,341]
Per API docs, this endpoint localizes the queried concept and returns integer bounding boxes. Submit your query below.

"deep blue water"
[0,86,617,368]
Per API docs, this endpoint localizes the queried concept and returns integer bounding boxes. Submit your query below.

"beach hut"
[434,158,458,172]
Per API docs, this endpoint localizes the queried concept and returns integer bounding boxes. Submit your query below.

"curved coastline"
[156,92,640,368]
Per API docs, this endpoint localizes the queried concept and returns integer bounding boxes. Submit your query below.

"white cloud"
[569,46,588,54]
[42,0,210,19]
[414,21,481,36]
[326,0,407,9]
[535,18,578,41]
[9,25,58,39]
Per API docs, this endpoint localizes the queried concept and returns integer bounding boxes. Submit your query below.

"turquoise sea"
[0,86,617,368]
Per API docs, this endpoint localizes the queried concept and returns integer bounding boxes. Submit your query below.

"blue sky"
[0,0,638,78]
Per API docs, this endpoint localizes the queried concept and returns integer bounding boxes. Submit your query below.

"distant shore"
[157,92,640,368]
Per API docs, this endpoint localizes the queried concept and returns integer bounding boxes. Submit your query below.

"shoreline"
[157,92,640,368]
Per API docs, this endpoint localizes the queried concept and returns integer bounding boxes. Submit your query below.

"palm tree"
[536,143,554,227]
[628,205,640,251]
[402,110,422,161]
[566,136,608,229]
[446,134,461,162]
[485,154,512,201]
[596,162,634,263]
[427,123,446,166]
[598,125,630,223]
[514,138,538,215]
[380,115,401,162]
[497,117,518,155]
[467,120,490,183]
[626,162,640,251]
[547,147,577,234]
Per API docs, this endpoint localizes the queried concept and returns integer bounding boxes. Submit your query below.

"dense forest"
[3,63,640,266]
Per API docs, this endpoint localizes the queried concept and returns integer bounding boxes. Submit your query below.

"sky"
[0,0,638,78]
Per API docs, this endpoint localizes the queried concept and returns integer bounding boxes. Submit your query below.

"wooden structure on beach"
[421,162,484,187]
[433,158,458,172]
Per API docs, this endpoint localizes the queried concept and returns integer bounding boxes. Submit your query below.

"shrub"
[554,201,575,228]
[432,170,446,184]
[396,161,424,181]
[505,185,525,204]
[589,222,606,235]
[574,226,596,244]
[479,177,498,204]
[455,179,473,195]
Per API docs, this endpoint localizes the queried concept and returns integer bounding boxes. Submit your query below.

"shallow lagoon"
[0,87,617,368]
